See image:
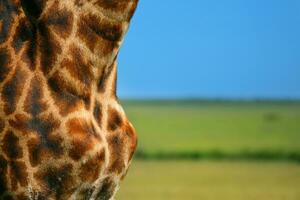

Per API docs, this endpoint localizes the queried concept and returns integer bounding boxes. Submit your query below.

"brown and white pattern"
[0,0,138,199]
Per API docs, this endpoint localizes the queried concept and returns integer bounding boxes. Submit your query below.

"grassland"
[122,100,300,161]
[117,100,300,199]
[117,161,300,200]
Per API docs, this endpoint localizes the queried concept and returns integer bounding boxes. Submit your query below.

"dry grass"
[117,161,300,200]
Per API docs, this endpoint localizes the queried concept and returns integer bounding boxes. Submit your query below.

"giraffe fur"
[0,0,139,199]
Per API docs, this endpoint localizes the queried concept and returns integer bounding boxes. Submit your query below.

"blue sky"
[117,0,300,99]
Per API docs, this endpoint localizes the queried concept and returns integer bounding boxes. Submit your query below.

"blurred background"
[116,1,300,199]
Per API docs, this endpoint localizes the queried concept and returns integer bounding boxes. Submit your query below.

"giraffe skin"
[0,0,138,199]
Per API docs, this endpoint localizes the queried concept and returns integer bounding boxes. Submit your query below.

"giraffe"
[0,0,138,199]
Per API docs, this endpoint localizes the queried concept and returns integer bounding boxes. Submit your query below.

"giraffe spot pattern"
[94,177,116,200]
[21,30,37,71]
[1,67,27,115]
[79,151,105,182]
[9,161,28,191]
[38,21,62,75]
[2,131,23,159]
[106,107,137,173]
[0,0,139,198]
[0,155,8,195]
[0,48,11,82]
[95,0,130,10]
[48,72,90,115]
[107,134,125,174]
[106,107,126,174]
[35,164,75,200]
[78,187,95,200]
[9,114,63,167]
[83,14,123,42]
[20,0,46,21]
[107,107,123,131]
[67,118,101,161]
[97,60,115,93]
[36,1,63,75]
[24,76,48,116]
[95,0,139,21]
[123,122,138,162]
[12,18,32,53]
[43,4,73,39]
[0,0,18,43]
[77,14,118,54]
[27,131,63,167]
[47,73,85,116]
[93,101,103,127]
[0,118,5,134]
[19,0,48,71]
[63,45,94,88]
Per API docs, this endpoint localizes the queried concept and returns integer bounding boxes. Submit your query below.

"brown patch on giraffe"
[0,48,11,82]
[9,114,63,167]
[0,118,5,133]
[67,118,101,161]
[27,132,63,167]
[12,18,32,53]
[107,133,125,174]
[41,3,73,39]
[47,75,82,115]
[93,101,103,128]
[95,0,139,20]
[62,45,94,87]
[0,155,8,195]
[21,32,38,71]
[9,161,28,191]
[8,114,30,135]
[34,164,75,199]
[84,14,123,42]
[24,76,48,116]
[106,108,137,173]
[94,177,116,200]
[107,107,123,131]
[20,0,46,21]
[38,17,62,75]
[77,14,119,53]
[123,121,137,162]
[79,151,105,182]
[95,0,129,10]
[77,18,97,51]
[47,72,90,115]
[1,67,27,115]
[20,0,56,72]
[0,0,18,43]
[1,131,23,159]
[97,60,115,93]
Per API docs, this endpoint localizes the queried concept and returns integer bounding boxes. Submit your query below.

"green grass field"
[117,161,300,200]
[123,101,300,159]
[117,101,300,199]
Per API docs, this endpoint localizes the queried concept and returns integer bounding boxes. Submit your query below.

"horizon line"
[119,97,300,102]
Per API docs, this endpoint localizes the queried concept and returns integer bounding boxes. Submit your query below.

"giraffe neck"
[0,0,139,199]
[18,0,137,99]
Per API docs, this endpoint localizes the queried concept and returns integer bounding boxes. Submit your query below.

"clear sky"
[117,0,300,99]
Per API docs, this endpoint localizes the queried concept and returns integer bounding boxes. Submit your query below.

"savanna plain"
[117,100,300,200]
